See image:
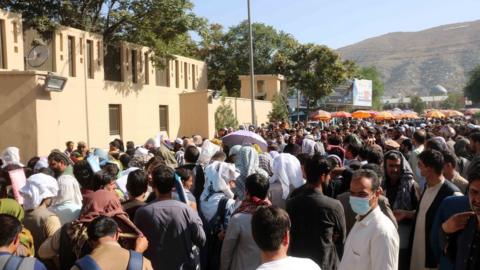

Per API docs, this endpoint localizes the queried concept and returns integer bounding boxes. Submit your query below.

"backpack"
[75,250,143,270]
[201,197,229,270]
[0,255,36,270]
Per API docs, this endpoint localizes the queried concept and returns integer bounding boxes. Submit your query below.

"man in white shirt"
[251,206,320,270]
[339,169,399,270]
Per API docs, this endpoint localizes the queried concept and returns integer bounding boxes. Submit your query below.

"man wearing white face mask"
[339,169,399,270]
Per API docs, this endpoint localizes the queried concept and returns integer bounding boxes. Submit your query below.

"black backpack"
[201,197,229,270]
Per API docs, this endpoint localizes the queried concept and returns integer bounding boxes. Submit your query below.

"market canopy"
[309,110,332,121]
[351,110,371,119]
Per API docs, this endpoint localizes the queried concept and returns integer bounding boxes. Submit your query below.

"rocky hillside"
[337,20,480,97]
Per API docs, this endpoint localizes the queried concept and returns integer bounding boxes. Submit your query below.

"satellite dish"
[26,45,49,68]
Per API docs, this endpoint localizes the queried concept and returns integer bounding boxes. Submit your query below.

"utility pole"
[247,0,256,126]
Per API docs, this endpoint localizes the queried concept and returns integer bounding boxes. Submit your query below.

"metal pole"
[297,89,300,122]
[247,0,256,126]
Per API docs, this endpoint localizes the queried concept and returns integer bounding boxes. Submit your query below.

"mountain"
[337,20,480,97]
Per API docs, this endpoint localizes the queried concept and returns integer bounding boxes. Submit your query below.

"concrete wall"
[0,9,24,70]
[0,72,39,161]
[179,91,273,138]
[212,97,273,129]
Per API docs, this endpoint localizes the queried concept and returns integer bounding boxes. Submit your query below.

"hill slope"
[337,21,480,97]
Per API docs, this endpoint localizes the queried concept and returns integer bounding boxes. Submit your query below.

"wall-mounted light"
[44,73,68,92]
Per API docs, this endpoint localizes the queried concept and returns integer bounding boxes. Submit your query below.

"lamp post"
[247,0,256,126]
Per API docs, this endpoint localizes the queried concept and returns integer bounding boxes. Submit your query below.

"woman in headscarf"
[0,147,23,168]
[234,146,268,200]
[49,175,82,225]
[200,160,239,223]
[268,153,305,208]
[20,172,60,256]
[0,198,35,256]
[39,189,143,269]
[227,145,242,163]
[199,159,239,270]
[301,135,317,157]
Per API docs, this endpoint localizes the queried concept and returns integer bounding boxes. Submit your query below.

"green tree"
[410,96,426,113]
[464,65,480,104]
[198,21,299,95]
[357,66,385,110]
[289,44,348,118]
[268,93,290,122]
[440,92,464,109]
[0,0,205,63]
[215,95,238,130]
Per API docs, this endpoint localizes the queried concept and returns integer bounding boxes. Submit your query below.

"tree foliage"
[198,21,300,95]
[440,92,464,109]
[410,96,426,113]
[288,44,350,111]
[268,93,289,122]
[357,66,385,110]
[0,0,205,62]
[464,65,480,104]
[215,94,238,130]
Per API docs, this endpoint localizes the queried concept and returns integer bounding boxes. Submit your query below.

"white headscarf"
[270,153,304,199]
[1,147,23,168]
[197,140,221,167]
[301,137,316,157]
[33,157,49,173]
[235,146,268,199]
[20,173,59,210]
[201,161,239,201]
[53,175,82,206]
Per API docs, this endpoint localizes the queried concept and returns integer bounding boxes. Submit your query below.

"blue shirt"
[0,252,47,270]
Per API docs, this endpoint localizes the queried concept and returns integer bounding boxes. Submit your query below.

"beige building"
[239,74,287,101]
[0,9,276,161]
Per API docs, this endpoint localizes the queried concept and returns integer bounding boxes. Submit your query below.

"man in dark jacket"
[287,154,346,270]
[409,150,460,270]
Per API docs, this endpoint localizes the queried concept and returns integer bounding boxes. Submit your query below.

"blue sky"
[192,0,480,49]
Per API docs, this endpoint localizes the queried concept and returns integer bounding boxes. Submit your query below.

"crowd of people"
[0,117,480,270]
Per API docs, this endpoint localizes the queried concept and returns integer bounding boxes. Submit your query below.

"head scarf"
[197,140,221,167]
[1,147,23,168]
[233,196,271,215]
[269,150,280,160]
[53,175,82,206]
[20,173,59,210]
[157,143,178,168]
[270,153,304,199]
[93,148,109,166]
[0,199,34,257]
[258,153,273,176]
[33,157,48,173]
[327,154,343,168]
[301,137,316,156]
[201,161,239,201]
[228,145,242,158]
[235,146,268,199]
[0,198,24,221]
[70,190,142,257]
[383,150,416,210]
